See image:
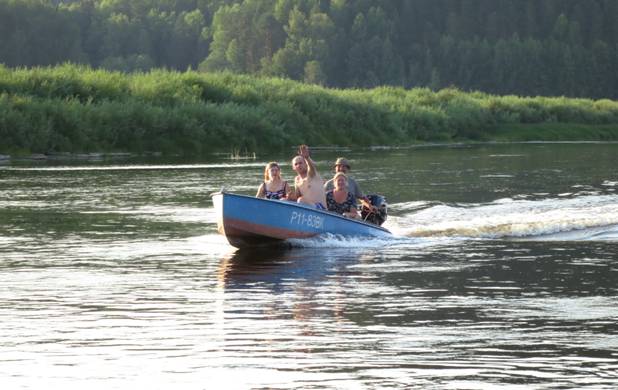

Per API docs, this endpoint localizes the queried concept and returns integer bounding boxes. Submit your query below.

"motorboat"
[212,192,391,248]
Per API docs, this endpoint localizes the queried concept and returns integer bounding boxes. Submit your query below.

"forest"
[1,0,617,99]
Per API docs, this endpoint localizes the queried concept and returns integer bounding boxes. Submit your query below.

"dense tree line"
[1,0,617,99]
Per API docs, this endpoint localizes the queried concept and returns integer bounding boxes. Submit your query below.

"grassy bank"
[493,123,618,141]
[1,64,617,156]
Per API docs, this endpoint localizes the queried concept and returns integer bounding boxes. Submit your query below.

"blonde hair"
[264,162,280,181]
[333,172,348,182]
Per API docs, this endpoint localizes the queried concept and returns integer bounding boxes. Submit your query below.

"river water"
[1,143,617,389]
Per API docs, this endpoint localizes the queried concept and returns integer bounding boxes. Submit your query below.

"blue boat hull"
[212,192,392,248]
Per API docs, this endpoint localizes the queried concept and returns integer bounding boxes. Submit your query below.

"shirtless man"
[290,145,326,209]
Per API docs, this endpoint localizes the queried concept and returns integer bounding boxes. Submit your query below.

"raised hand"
[298,144,310,159]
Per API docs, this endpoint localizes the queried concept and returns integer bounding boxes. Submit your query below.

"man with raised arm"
[290,144,326,209]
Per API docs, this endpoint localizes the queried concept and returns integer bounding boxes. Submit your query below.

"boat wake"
[203,193,618,249]
[389,194,618,242]
[285,233,416,249]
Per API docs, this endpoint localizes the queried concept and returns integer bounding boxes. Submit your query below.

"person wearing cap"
[324,157,364,200]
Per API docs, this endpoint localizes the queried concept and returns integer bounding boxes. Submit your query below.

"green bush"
[0,64,617,155]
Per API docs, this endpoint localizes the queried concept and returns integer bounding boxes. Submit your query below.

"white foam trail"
[285,233,430,249]
[285,232,464,250]
[287,234,403,249]
[530,224,618,241]
[391,194,618,240]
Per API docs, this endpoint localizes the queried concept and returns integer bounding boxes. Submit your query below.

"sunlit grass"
[1,63,617,155]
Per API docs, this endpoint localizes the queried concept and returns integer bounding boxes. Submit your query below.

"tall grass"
[1,64,618,155]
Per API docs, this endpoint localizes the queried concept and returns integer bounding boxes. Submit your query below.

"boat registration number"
[290,211,324,229]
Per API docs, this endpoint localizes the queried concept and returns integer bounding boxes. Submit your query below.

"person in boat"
[325,172,360,219]
[324,157,364,199]
[256,161,291,200]
[324,156,375,212]
[289,144,327,209]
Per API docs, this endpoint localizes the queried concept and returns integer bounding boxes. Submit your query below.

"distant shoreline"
[1,64,617,157]
[4,139,618,164]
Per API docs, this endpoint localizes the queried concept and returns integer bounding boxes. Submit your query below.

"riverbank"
[1,64,617,156]
[493,123,618,142]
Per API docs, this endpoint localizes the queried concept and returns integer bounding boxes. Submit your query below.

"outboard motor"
[361,194,387,226]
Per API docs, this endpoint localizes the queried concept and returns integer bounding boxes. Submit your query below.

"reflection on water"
[218,246,368,293]
[1,144,618,388]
